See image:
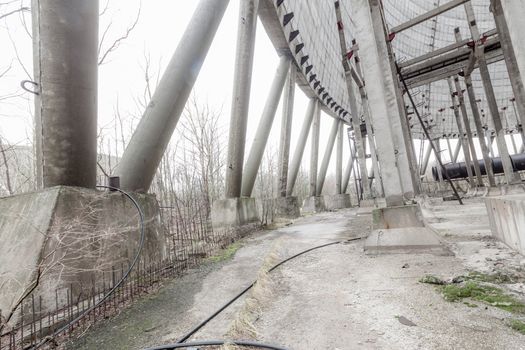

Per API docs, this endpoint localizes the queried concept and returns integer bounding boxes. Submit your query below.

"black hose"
[31,185,146,349]
[144,339,289,350]
[174,237,364,344]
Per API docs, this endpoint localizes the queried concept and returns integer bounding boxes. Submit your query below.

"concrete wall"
[0,186,166,325]
[485,194,525,255]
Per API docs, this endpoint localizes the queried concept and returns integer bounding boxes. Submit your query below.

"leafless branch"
[0,5,28,20]
[98,3,141,66]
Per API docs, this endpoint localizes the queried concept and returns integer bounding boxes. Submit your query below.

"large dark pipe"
[432,154,525,181]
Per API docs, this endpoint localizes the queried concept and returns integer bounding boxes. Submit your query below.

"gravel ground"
[66,205,525,350]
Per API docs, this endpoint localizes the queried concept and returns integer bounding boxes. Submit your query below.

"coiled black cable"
[144,339,288,350]
[31,185,146,349]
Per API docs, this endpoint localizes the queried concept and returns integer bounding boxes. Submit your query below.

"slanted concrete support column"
[342,139,357,194]
[316,118,340,196]
[224,0,259,198]
[464,74,496,186]
[287,99,316,196]
[453,139,462,163]
[277,63,296,198]
[335,122,344,194]
[241,56,290,197]
[115,0,230,192]
[309,101,321,197]
[464,2,520,184]
[448,77,475,186]
[420,140,432,176]
[446,138,454,162]
[453,76,484,187]
[302,101,325,213]
[32,0,99,188]
[491,0,525,143]
[350,0,409,207]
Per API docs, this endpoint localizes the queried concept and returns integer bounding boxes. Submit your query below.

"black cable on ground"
[145,339,289,350]
[31,185,146,349]
[174,236,364,344]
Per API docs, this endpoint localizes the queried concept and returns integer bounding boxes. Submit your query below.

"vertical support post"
[464,2,520,184]
[335,122,344,194]
[453,139,462,163]
[225,0,259,198]
[435,139,445,187]
[353,42,384,197]
[490,0,525,143]
[241,56,290,197]
[316,118,341,196]
[349,0,410,206]
[277,62,296,197]
[342,134,357,194]
[32,0,99,188]
[446,137,454,162]
[448,77,475,186]
[453,76,484,186]
[287,99,316,196]
[114,0,230,191]
[309,101,321,197]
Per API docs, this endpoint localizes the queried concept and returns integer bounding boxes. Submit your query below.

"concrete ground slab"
[211,197,259,228]
[364,227,449,255]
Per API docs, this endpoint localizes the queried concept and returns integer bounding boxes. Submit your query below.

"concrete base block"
[485,194,525,255]
[360,199,376,207]
[0,186,166,326]
[364,227,449,255]
[324,194,351,211]
[211,197,259,228]
[301,196,326,214]
[274,196,300,220]
[372,204,424,230]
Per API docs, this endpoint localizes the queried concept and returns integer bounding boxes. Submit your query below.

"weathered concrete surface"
[372,204,424,230]
[0,186,166,325]
[68,207,525,350]
[211,197,259,228]
[301,196,326,214]
[273,196,300,220]
[324,193,351,211]
[485,194,525,255]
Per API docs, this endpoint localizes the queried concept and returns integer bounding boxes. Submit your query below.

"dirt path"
[67,205,525,350]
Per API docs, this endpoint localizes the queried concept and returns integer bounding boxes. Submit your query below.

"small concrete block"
[364,227,449,255]
[211,197,259,228]
[324,194,351,211]
[274,196,300,219]
[485,194,525,255]
[372,204,424,230]
[301,196,326,214]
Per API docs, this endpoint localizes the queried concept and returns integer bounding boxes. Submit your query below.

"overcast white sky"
[0,0,352,182]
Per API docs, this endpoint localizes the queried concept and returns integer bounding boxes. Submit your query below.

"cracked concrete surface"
[67,202,525,350]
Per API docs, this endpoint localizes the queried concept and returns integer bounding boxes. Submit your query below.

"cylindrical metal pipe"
[277,63,296,197]
[241,56,290,197]
[286,99,316,196]
[316,118,341,196]
[32,0,99,188]
[224,0,259,198]
[431,153,525,180]
[115,0,230,192]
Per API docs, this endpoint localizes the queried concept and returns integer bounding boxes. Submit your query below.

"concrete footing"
[301,196,326,214]
[485,194,525,254]
[274,196,300,220]
[0,186,166,326]
[211,197,259,228]
[364,227,448,255]
[372,204,424,230]
[324,194,351,211]
[364,204,446,255]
